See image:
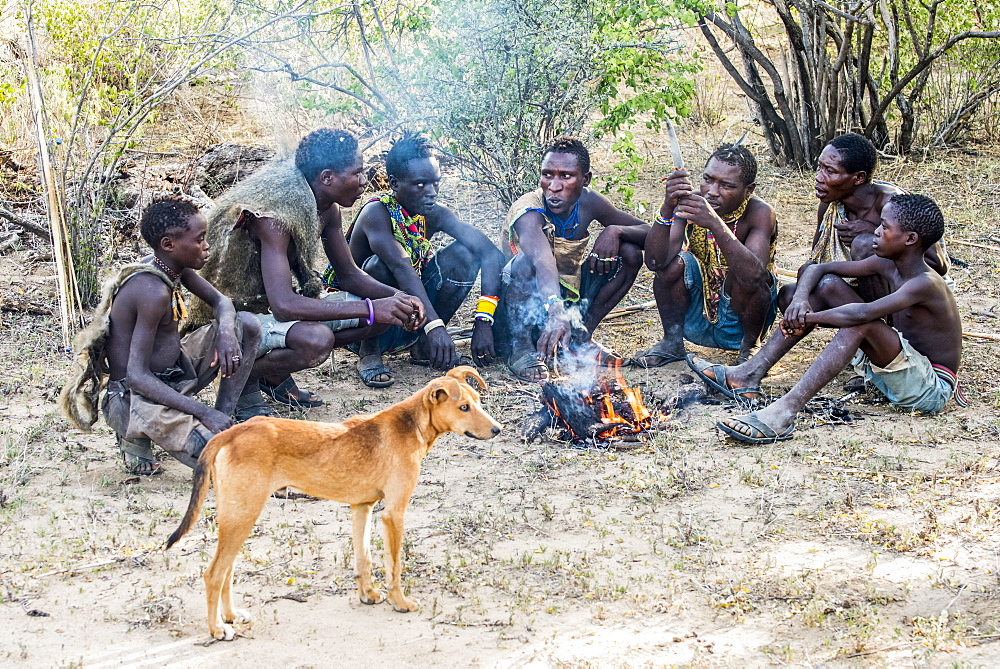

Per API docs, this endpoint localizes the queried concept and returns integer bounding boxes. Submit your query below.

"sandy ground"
[2,139,1000,667]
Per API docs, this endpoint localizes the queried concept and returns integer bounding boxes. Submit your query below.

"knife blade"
[665,118,686,226]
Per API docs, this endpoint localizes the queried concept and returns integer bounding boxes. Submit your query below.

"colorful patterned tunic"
[323,192,434,289]
[685,199,775,323]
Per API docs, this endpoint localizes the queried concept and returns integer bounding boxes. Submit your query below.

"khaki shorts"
[255,291,364,356]
[101,319,231,455]
[851,330,956,413]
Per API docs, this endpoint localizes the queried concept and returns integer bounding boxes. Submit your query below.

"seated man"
[636,143,778,367]
[810,132,948,303]
[59,196,261,474]
[687,194,964,443]
[189,129,423,410]
[498,136,648,382]
[336,132,505,387]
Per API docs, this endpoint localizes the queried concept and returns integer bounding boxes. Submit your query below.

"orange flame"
[543,361,667,442]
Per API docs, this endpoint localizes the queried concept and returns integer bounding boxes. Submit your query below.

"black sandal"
[259,377,323,407]
[117,435,163,476]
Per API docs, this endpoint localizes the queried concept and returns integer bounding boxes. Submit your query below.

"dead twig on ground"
[0,207,49,241]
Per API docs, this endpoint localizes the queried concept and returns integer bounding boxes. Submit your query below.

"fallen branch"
[0,206,50,241]
[964,331,1000,342]
[38,558,122,577]
[950,239,1000,253]
[842,641,912,659]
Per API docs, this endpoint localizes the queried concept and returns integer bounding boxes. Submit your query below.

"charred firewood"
[519,407,553,441]
[541,382,602,438]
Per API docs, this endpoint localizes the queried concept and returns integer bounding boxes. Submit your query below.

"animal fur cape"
[188,158,324,327]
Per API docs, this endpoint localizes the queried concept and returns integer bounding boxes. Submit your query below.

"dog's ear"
[427,378,463,404]
[447,365,487,390]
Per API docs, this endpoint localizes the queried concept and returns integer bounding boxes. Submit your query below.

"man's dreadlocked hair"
[385,131,435,179]
[542,136,591,174]
[708,143,757,187]
[140,196,200,249]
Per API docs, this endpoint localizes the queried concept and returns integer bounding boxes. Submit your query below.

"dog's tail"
[165,438,219,549]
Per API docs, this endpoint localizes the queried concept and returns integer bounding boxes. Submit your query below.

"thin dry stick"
[22,6,78,350]
[950,239,1000,253]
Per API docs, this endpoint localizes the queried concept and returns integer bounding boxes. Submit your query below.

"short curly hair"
[708,143,757,187]
[295,128,360,182]
[140,196,200,250]
[541,136,590,175]
[828,133,877,182]
[888,193,944,250]
[385,132,434,179]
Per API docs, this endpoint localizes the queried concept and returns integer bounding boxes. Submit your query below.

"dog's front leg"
[351,502,385,605]
[382,503,418,612]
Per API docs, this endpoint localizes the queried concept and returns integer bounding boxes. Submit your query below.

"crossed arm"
[782,256,930,331]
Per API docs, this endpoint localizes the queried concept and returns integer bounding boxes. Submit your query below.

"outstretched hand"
[536,305,572,359]
[372,294,424,329]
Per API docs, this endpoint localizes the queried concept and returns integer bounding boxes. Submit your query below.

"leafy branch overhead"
[236,0,700,206]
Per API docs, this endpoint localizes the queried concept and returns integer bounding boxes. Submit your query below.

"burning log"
[542,382,604,439]
[520,365,672,445]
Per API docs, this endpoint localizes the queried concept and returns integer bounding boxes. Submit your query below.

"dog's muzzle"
[465,426,502,440]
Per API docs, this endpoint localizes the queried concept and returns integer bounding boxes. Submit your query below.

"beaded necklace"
[152,256,187,321]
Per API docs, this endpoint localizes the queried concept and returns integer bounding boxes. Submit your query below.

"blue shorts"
[851,330,956,413]
[680,251,778,351]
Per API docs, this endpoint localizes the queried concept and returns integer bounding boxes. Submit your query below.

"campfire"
[522,363,667,446]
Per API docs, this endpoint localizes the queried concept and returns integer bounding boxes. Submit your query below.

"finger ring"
[589,252,598,258]
[231,355,241,362]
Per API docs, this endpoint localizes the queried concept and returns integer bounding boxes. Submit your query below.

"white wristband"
[423,318,445,334]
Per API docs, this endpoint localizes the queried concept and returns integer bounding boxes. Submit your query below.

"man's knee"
[438,242,488,287]
[728,271,773,308]
[851,233,876,260]
[620,242,643,271]
[777,283,796,311]
[237,311,262,346]
[654,254,685,286]
[508,254,535,283]
[290,323,336,367]
[361,255,395,285]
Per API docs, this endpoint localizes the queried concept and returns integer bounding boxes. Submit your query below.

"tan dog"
[166,366,501,640]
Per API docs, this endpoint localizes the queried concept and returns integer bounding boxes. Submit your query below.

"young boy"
[686,193,964,443]
[59,196,261,474]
